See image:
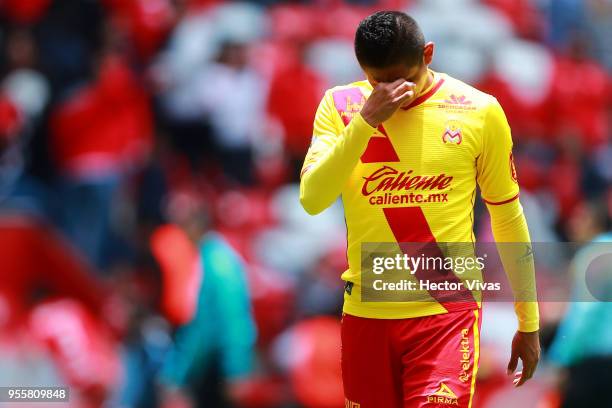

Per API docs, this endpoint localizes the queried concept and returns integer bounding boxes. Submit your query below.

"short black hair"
[354,11,425,69]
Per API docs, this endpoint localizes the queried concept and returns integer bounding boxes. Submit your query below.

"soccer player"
[299,11,540,408]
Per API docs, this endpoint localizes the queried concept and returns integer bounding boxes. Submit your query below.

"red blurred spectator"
[49,54,154,267]
[30,299,122,404]
[0,95,22,151]
[267,54,324,171]
[477,72,555,141]
[268,5,320,44]
[182,0,222,14]
[549,152,583,220]
[50,54,153,176]
[0,0,51,24]
[247,264,295,347]
[483,0,544,39]
[102,0,177,61]
[0,211,127,406]
[548,53,610,150]
[150,224,201,326]
[0,213,107,332]
[287,317,344,408]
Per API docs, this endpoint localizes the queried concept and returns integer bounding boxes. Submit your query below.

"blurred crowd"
[0,0,610,407]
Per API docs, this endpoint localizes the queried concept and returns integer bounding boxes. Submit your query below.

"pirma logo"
[427,383,459,405]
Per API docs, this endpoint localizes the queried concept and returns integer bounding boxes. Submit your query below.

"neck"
[419,69,434,96]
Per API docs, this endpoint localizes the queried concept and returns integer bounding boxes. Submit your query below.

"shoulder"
[323,80,372,100]
[437,73,500,112]
[316,80,371,124]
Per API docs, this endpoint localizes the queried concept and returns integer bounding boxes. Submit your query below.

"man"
[157,194,257,408]
[300,11,540,408]
[549,200,612,408]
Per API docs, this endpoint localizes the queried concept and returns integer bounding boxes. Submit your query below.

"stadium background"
[0,0,610,407]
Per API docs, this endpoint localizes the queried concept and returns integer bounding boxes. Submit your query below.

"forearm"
[488,199,540,332]
[300,113,375,214]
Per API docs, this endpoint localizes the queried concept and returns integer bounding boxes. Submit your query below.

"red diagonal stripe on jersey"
[360,124,400,163]
[332,88,400,163]
[383,207,477,311]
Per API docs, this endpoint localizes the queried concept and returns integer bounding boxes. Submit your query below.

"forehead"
[363,63,421,83]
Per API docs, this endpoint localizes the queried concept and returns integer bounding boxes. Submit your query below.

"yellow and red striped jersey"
[300,70,538,330]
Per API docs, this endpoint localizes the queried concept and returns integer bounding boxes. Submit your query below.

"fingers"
[512,371,522,387]
[513,368,531,387]
[390,81,415,97]
[372,80,415,104]
[389,78,410,89]
[391,82,415,106]
[364,79,416,126]
[394,89,415,105]
[510,357,538,387]
[508,331,540,388]
[517,357,538,387]
[506,350,519,375]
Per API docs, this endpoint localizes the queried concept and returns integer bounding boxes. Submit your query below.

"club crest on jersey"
[442,121,463,145]
[339,95,367,122]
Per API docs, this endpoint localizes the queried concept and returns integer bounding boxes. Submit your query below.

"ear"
[423,42,435,65]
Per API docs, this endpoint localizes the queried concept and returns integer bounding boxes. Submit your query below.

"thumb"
[507,350,519,375]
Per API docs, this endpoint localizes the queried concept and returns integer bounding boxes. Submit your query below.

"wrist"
[359,111,379,128]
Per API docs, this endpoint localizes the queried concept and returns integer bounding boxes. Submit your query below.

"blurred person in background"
[193,41,266,186]
[0,26,52,216]
[0,94,23,200]
[156,38,267,186]
[295,245,346,318]
[50,45,153,269]
[266,39,326,180]
[548,198,612,408]
[157,191,257,408]
[107,253,173,408]
[585,0,612,71]
[0,210,107,332]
